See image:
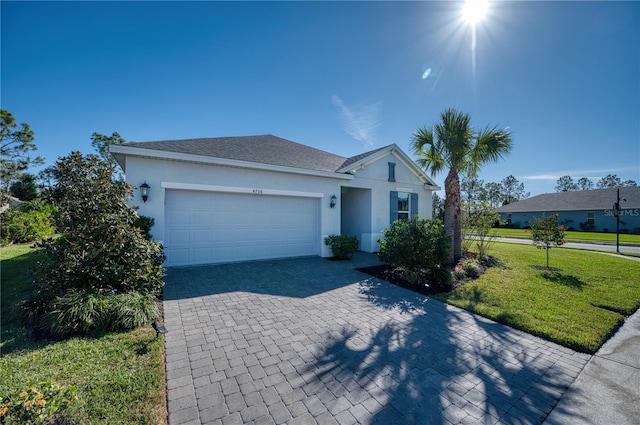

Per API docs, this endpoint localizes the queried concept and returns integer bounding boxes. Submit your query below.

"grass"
[492,228,640,245]
[0,244,167,424]
[434,243,640,353]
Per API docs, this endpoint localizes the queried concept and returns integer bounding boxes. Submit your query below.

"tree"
[555,175,577,192]
[432,192,444,220]
[412,108,512,264]
[576,177,594,191]
[596,175,637,188]
[9,173,38,201]
[501,175,529,205]
[483,182,503,208]
[0,109,44,199]
[597,174,623,189]
[24,151,165,338]
[530,214,565,268]
[461,203,500,258]
[461,176,486,212]
[91,131,126,180]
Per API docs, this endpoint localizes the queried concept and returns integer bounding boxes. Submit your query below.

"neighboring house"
[497,187,640,233]
[0,195,24,213]
[111,135,440,267]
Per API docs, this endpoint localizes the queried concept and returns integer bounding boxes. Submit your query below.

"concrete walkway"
[162,253,593,424]
[544,307,640,425]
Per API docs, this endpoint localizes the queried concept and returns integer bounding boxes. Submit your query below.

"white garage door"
[164,189,320,266]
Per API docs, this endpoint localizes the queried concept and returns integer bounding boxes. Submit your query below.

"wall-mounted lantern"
[140,181,150,203]
[330,194,337,209]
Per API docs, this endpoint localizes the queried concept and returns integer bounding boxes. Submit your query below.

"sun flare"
[462,0,488,25]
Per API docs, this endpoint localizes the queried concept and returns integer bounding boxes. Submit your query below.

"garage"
[164,189,320,266]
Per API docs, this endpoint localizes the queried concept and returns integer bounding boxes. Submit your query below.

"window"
[388,162,396,182]
[587,211,595,226]
[398,192,409,220]
[390,191,418,223]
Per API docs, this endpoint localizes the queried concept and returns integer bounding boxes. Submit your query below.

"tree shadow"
[540,271,586,289]
[298,279,590,424]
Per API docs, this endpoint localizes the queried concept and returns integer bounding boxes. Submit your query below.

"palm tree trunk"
[444,168,462,265]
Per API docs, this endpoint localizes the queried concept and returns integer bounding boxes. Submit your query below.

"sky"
[2,1,639,196]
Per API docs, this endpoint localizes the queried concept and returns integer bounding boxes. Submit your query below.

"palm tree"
[412,108,512,264]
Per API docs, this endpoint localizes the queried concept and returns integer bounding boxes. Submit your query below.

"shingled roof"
[121,135,353,173]
[498,187,640,213]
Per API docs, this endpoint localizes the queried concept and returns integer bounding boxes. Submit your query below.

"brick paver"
[162,253,590,424]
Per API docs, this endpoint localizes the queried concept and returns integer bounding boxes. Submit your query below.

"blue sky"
[2,1,639,196]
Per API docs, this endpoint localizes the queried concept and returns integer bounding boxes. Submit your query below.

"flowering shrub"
[0,382,76,424]
[451,258,484,281]
[451,263,467,280]
[463,259,483,278]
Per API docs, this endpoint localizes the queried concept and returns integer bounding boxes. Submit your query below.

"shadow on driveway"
[162,253,590,424]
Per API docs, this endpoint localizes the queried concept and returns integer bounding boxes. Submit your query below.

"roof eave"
[109,145,354,181]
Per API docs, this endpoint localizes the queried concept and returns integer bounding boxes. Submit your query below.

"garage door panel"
[167,228,190,244]
[164,190,319,266]
[166,209,190,226]
[191,229,213,244]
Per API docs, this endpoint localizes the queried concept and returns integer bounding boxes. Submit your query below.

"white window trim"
[398,192,410,219]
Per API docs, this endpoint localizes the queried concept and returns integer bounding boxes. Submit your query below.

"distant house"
[497,187,640,233]
[111,135,440,267]
[0,195,24,213]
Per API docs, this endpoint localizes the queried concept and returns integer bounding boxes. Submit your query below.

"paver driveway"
[162,253,589,425]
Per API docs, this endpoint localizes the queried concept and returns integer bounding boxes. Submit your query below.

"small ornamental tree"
[530,214,566,268]
[461,202,501,257]
[23,151,165,338]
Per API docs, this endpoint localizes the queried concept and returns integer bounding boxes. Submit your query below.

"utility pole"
[614,188,620,253]
[613,188,627,253]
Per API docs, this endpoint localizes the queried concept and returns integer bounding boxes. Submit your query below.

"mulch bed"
[357,255,502,296]
[356,264,442,296]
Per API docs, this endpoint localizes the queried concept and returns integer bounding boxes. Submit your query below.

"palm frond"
[470,125,513,174]
[411,126,446,175]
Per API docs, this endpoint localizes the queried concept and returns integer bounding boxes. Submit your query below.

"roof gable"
[498,187,640,213]
[337,144,439,187]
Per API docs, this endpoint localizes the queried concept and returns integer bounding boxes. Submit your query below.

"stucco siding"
[125,156,343,258]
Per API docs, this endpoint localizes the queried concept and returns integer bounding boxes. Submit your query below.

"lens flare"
[462,0,488,25]
[422,67,432,79]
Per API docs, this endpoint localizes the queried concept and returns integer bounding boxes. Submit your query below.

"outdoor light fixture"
[140,181,150,203]
[330,195,337,208]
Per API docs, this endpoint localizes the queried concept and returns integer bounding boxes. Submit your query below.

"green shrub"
[134,215,155,240]
[0,199,55,245]
[462,259,483,278]
[22,152,165,338]
[324,234,359,259]
[378,218,451,290]
[451,264,467,281]
[42,290,159,337]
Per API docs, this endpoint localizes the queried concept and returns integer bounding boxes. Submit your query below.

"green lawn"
[492,227,640,245]
[434,243,640,353]
[0,244,167,424]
